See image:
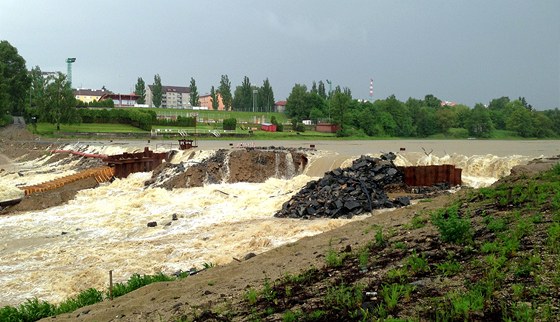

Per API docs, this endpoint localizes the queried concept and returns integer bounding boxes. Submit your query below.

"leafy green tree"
[233,76,253,111]
[0,40,30,116]
[306,93,328,124]
[285,84,309,121]
[543,108,560,135]
[210,85,219,110]
[218,74,232,111]
[259,78,275,113]
[134,77,146,104]
[488,96,510,129]
[152,74,162,108]
[189,77,199,107]
[39,72,78,130]
[506,100,534,137]
[330,88,352,130]
[435,107,457,134]
[27,66,48,110]
[310,81,318,95]
[415,106,438,137]
[424,94,441,108]
[317,80,327,99]
[518,96,532,110]
[382,95,414,137]
[465,103,493,138]
[531,112,554,138]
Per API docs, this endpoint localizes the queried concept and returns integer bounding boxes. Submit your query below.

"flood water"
[0,139,559,306]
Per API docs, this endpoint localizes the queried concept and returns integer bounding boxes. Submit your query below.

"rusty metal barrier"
[398,165,462,187]
[20,166,115,196]
[103,147,169,179]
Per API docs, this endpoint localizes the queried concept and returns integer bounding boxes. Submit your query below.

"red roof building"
[99,93,139,107]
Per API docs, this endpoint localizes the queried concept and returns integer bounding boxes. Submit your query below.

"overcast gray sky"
[1,0,559,109]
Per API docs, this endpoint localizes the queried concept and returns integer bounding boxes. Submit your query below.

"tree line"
[134,74,275,112]
[1,39,558,137]
[284,81,560,138]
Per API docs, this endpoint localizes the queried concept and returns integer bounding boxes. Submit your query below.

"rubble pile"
[274,153,410,219]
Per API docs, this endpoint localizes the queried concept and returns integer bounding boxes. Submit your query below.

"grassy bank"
[189,164,560,321]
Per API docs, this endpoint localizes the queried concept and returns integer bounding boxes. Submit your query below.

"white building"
[146,85,191,108]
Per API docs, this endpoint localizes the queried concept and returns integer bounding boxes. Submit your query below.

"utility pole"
[66,58,76,88]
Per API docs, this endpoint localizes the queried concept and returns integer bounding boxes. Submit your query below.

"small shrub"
[485,216,508,232]
[381,283,414,312]
[358,247,369,271]
[222,117,237,130]
[245,288,258,305]
[393,241,407,250]
[511,284,524,298]
[436,259,462,277]
[324,284,363,312]
[547,223,560,253]
[375,228,386,247]
[406,251,430,275]
[431,205,472,244]
[325,249,345,268]
[386,267,408,283]
[448,289,484,320]
[282,309,302,322]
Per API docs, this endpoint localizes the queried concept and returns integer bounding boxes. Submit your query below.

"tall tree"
[488,96,510,130]
[506,100,534,137]
[152,74,162,108]
[465,103,494,138]
[310,81,318,95]
[382,95,414,137]
[233,76,253,111]
[0,40,30,116]
[39,72,78,130]
[134,77,146,104]
[330,89,352,132]
[317,80,327,99]
[189,77,199,107]
[218,74,232,111]
[27,66,48,112]
[259,78,275,113]
[285,84,309,121]
[210,85,219,110]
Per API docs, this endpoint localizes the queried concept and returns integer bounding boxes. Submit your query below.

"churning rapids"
[0,139,559,307]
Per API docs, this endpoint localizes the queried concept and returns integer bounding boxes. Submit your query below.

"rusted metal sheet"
[20,166,115,196]
[104,147,169,179]
[398,165,462,187]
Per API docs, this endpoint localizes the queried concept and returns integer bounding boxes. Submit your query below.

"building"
[74,89,108,103]
[99,93,139,107]
[261,123,277,132]
[199,93,225,110]
[274,100,287,113]
[146,85,191,108]
[315,121,340,133]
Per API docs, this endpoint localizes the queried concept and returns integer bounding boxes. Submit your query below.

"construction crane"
[66,57,76,87]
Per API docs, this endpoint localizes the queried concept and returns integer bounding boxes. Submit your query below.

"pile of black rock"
[274,152,411,219]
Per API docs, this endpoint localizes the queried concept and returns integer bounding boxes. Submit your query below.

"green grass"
[32,122,146,135]
[147,108,289,124]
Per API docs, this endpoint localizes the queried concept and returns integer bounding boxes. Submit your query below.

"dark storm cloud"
[1,0,558,109]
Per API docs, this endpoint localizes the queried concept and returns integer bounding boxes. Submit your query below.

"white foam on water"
[0,143,543,307]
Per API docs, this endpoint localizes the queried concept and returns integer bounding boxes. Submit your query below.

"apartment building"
[74,89,109,103]
[199,92,225,110]
[146,85,191,108]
